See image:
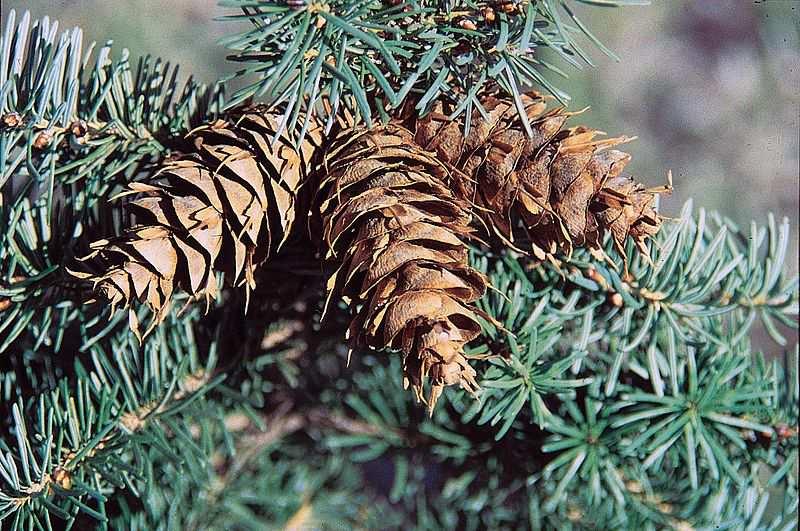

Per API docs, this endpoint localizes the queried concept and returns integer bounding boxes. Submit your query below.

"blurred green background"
[4,0,799,270]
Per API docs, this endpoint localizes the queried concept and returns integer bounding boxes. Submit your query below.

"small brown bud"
[70,120,88,137]
[610,293,624,307]
[33,131,53,150]
[482,7,496,23]
[625,480,643,494]
[53,467,72,490]
[459,18,477,31]
[2,112,22,128]
[0,298,11,312]
[657,502,675,514]
[585,267,610,290]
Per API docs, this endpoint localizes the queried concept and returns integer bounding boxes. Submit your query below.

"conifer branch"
[220,0,645,136]
[0,307,224,527]
[0,10,223,353]
[1,4,797,530]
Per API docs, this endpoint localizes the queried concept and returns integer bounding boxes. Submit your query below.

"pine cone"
[73,108,320,338]
[313,124,488,413]
[407,93,665,262]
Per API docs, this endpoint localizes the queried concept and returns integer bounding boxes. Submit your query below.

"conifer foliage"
[1,3,798,530]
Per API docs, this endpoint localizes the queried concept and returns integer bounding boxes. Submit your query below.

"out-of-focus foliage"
[558,0,800,278]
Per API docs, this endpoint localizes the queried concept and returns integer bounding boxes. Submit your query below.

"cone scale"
[406,92,664,263]
[74,108,321,338]
[312,124,489,413]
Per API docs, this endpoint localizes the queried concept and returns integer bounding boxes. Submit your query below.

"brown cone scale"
[73,108,321,339]
[312,124,488,413]
[406,92,665,263]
